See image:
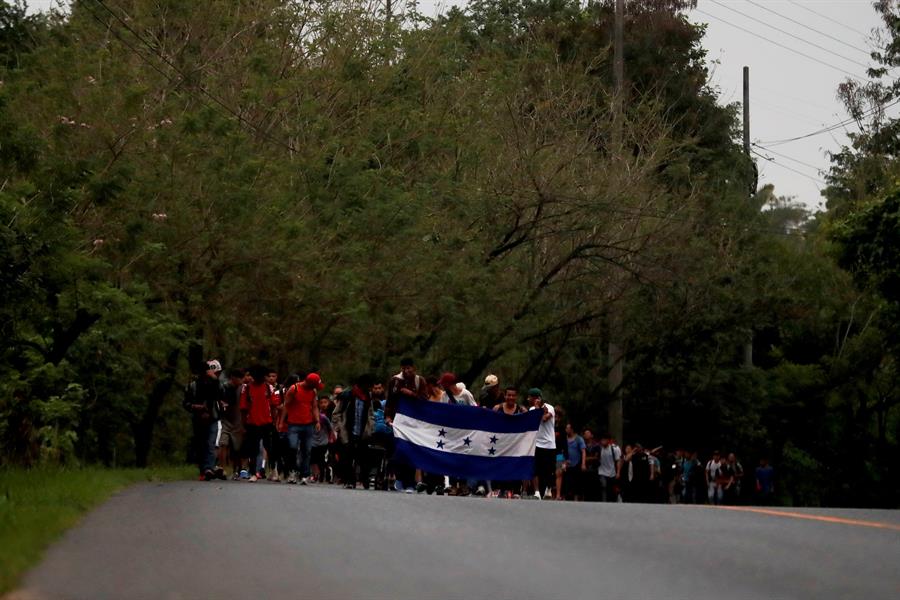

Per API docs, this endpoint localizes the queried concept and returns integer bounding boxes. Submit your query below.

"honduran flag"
[392,398,544,481]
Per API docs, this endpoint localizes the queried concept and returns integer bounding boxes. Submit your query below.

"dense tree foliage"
[0,0,897,507]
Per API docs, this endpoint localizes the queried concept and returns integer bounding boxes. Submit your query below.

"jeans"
[193,419,219,473]
[599,474,618,502]
[244,424,275,476]
[708,483,724,505]
[288,423,315,478]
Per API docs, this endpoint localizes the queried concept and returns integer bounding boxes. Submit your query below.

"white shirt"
[444,388,477,406]
[530,403,556,449]
[598,444,621,477]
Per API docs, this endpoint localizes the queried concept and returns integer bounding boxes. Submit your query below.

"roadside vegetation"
[0,466,193,594]
[0,1,898,507]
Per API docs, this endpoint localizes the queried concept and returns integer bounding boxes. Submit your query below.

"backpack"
[630,451,651,482]
[374,399,391,435]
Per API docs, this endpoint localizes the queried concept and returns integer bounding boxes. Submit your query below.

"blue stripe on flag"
[393,439,536,481]
[397,398,543,433]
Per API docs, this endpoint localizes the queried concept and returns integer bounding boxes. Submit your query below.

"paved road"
[15,481,900,600]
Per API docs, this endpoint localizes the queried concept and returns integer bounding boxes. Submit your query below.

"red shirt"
[274,389,288,433]
[240,382,276,426]
[285,383,317,425]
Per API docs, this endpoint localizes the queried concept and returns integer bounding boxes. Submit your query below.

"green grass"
[0,466,193,594]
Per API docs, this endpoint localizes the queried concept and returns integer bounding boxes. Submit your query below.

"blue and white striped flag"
[392,398,544,480]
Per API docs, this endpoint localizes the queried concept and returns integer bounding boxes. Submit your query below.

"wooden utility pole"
[608,0,625,444]
[743,66,750,155]
[742,65,754,368]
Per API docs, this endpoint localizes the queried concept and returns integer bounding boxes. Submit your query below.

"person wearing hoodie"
[183,359,226,481]
[332,374,377,489]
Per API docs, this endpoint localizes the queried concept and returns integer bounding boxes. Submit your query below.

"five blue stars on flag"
[433,429,500,455]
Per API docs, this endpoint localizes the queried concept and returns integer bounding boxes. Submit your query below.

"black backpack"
[631,451,650,482]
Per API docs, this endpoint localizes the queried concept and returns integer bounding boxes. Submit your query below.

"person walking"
[597,433,622,502]
[218,367,246,480]
[332,374,377,489]
[281,373,323,485]
[240,365,278,482]
[528,388,556,500]
[183,359,226,481]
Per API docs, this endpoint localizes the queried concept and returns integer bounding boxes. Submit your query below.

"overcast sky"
[27,0,888,210]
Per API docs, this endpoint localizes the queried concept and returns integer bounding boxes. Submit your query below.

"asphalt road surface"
[15,481,900,600]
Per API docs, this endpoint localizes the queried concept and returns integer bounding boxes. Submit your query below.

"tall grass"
[0,466,192,594]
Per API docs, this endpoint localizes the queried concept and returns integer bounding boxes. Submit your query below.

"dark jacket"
[182,375,225,422]
[332,386,375,444]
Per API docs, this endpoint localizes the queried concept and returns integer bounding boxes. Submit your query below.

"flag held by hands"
[392,398,544,481]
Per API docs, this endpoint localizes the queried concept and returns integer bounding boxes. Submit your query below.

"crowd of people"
[184,358,775,504]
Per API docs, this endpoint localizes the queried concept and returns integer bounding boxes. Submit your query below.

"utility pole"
[742,65,754,368]
[743,66,750,156]
[608,0,625,445]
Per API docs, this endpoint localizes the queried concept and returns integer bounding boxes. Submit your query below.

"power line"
[744,0,872,58]
[693,8,865,82]
[757,97,900,145]
[707,0,870,71]
[87,0,299,154]
[786,0,870,39]
[751,148,824,187]
[752,143,824,173]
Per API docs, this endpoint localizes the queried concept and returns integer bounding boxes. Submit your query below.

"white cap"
[206,359,222,373]
[484,374,499,386]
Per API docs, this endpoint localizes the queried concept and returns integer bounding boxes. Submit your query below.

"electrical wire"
[707,0,870,70]
[785,0,870,39]
[757,97,900,145]
[751,144,824,173]
[744,0,872,57]
[750,148,825,187]
[693,8,865,82]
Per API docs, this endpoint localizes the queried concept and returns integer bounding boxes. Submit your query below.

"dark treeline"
[1,0,899,507]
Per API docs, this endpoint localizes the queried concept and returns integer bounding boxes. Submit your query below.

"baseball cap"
[527,387,542,397]
[438,372,457,388]
[305,373,325,390]
[206,359,222,373]
[484,374,499,387]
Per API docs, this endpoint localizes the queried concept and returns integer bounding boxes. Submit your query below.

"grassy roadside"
[0,466,193,595]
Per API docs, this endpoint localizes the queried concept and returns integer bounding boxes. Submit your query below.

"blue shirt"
[756,465,774,494]
[352,398,365,437]
[566,435,585,467]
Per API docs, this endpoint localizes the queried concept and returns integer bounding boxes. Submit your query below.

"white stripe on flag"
[392,413,537,458]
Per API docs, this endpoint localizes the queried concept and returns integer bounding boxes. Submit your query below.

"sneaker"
[231,472,241,481]
[543,488,553,500]
[533,491,542,500]
[404,488,414,494]
[512,493,521,499]
[299,477,308,486]
[393,480,404,492]
[249,474,258,482]
[239,469,249,480]
[344,483,354,489]
[415,482,428,494]
[435,486,446,496]
[203,469,215,481]
[214,467,226,480]
[475,486,486,497]
[459,485,471,497]
[287,472,297,484]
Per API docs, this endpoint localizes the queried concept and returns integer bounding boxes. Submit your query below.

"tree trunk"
[134,349,181,468]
